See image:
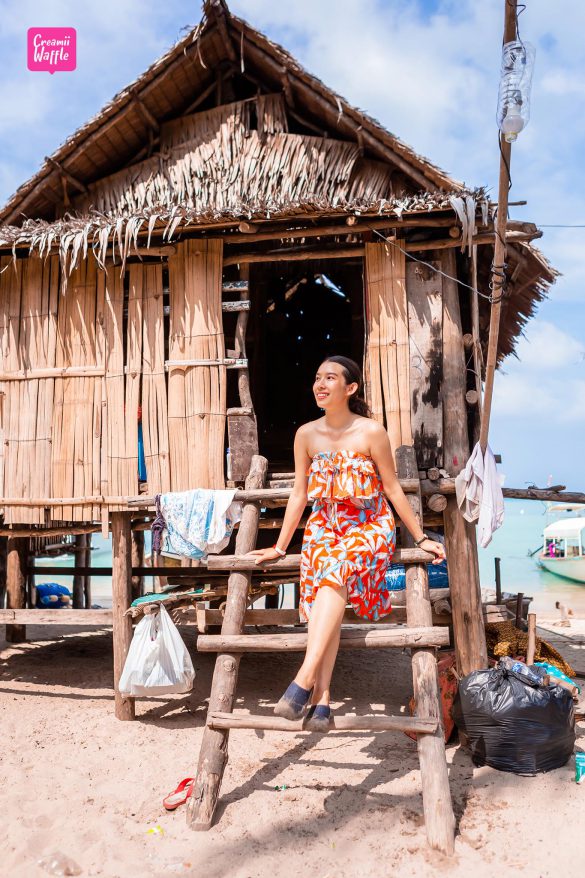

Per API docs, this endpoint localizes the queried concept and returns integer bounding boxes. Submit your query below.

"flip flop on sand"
[163,777,194,811]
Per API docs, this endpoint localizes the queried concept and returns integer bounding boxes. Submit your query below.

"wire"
[538,224,585,228]
[367,226,507,304]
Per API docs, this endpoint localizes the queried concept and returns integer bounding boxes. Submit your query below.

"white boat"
[537,504,585,583]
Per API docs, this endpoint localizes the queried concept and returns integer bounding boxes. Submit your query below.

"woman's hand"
[244,547,283,565]
[419,538,446,565]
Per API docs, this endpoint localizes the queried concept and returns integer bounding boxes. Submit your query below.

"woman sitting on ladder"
[246,355,446,731]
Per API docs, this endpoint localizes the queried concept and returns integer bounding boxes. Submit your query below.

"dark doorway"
[248,258,365,468]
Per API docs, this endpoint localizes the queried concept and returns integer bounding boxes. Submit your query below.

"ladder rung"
[222,300,251,312]
[222,281,249,293]
[207,548,435,570]
[208,711,438,734]
[197,626,450,652]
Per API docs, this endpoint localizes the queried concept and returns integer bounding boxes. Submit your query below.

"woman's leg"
[294,583,347,695]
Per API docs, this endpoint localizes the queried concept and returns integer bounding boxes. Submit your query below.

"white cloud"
[494,371,585,424]
[513,321,585,370]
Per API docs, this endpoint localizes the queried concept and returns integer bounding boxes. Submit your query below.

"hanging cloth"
[152,489,242,559]
[454,442,505,548]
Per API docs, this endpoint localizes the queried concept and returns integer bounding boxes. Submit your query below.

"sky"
[0,0,583,492]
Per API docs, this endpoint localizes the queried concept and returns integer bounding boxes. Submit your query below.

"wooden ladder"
[187,445,456,854]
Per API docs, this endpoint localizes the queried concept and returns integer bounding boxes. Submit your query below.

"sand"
[1,620,584,878]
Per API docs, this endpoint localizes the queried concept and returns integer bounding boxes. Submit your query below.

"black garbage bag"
[453,659,575,775]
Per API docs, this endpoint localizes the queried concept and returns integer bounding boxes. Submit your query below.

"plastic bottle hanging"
[496,40,535,142]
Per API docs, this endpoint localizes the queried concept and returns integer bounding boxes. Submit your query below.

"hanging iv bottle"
[496,41,536,142]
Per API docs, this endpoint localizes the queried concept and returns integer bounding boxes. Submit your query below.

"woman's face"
[313,361,358,410]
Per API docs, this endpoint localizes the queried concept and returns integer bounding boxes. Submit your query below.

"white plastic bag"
[118,604,195,696]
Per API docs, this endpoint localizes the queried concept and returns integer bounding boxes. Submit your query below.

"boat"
[537,503,585,583]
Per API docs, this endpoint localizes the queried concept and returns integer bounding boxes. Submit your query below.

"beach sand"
[1,621,584,878]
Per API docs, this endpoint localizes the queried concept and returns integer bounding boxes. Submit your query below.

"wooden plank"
[124,266,143,500]
[364,243,412,451]
[207,547,435,570]
[0,609,112,625]
[197,626,450,652]
[104,268,125,511]
[406,261,443,468]
[396,445,455,855]
[208,712,438,734]
[141,264,170,494]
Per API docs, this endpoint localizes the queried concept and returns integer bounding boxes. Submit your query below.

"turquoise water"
[476,499,585,616]
[33,499,585,616]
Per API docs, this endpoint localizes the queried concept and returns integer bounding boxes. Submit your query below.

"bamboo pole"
[479,0,518,452]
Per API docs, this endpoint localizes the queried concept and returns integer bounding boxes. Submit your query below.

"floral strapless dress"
[299,451,397,622]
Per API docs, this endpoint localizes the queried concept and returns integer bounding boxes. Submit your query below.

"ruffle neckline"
[307,450,382,501]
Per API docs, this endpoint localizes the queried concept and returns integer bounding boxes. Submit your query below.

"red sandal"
[163,777,194,811]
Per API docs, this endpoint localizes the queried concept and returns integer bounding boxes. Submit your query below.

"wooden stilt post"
[72,534,86,608]
[0,536,7,609]
[6,537,28,643]
[441,250,488,676]
[396,446,455,855]
[131,528,145,602]
[111,512,135,720]
[187,454,267,830]
[83,534,92,608]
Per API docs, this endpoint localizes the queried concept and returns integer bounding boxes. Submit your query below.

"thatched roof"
[0,0,556,365]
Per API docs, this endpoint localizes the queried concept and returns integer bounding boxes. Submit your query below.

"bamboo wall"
[0,239,226,525]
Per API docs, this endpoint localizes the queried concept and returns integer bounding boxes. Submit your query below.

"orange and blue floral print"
[300,451,397,622]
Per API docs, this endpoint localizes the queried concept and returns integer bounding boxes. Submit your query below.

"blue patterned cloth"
[152,489,242,560]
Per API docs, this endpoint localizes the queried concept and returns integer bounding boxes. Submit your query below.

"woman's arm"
[369,424,446,565]
[245,425,311,563]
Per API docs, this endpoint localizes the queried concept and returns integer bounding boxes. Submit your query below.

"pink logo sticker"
[27,28,76,74]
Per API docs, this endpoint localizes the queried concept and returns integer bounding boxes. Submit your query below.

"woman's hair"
[322,355,371,418]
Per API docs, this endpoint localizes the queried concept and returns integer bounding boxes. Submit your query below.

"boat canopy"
[543,518,585,538]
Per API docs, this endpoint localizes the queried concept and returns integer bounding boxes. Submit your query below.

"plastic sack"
[384,558,449,591]
[118,604,195,696]
[453,658,575,775]
[36,582,72,608]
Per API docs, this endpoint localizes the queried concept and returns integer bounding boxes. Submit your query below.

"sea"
[33,499,585,618]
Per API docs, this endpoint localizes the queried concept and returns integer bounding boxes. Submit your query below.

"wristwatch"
[414,533,429,547]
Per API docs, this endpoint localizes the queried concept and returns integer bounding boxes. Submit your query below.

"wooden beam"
[187,455,268,831]
[208,711,438,734]
[131,95,159,132]
[440,250,488,675]
[0,609,112,625]
[222,230,536,266]
[396,446,455,855]
[223,245,364,266]
[197,626,450,652]
[206,547,435,571]
[6,537,28,643]
[44,156,88,195]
